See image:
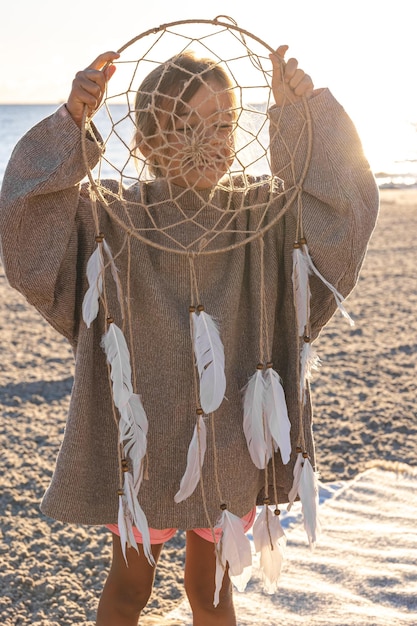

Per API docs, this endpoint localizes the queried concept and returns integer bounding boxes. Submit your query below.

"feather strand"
[213,509,252,605]
[299,342,321,403]
[253,506,286,594]
[301,244,354,326]
[292,245,311,336]
[82,245,104,328]
[119,393,148,491]
[287,450,303,511]
[298,456,321,548]
[123,472,155,566]
[101,323,133,410]
[102,239,124,316]
[118,493,139,563]
[242,368,270,469]
[174,414,207,503]
[192,309,226,414]
[263,367,291,465]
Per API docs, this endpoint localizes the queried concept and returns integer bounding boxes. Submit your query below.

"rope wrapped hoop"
[80,15,313,256]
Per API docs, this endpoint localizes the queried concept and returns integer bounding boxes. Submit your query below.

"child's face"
[149,80,236,189]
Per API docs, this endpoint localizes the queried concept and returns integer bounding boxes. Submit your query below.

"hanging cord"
[259,236,285,508]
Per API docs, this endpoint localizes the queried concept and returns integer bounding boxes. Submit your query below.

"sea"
[1,103,416,189]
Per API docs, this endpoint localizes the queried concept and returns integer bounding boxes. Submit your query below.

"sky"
[1,0,416,172]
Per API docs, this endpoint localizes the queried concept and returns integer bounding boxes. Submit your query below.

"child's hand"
[66,51,120,127]
[270,45,314,106]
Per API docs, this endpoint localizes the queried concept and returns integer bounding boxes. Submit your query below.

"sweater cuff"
[268,88,332,127]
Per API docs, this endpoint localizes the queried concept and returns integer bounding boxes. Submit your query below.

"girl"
[0,44,378,626]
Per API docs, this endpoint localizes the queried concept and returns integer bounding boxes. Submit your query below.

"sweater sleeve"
[0,106,101,344]
[269,88,379,337]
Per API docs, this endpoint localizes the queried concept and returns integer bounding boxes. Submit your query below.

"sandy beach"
[0,188,416,625]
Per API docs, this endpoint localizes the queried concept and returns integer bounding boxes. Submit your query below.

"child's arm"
[0,53,119,343]
[268,47,379,337]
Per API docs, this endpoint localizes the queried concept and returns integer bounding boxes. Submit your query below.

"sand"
[0,188,416,625]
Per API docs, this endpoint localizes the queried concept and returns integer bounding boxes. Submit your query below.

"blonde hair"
[133,51,237,176]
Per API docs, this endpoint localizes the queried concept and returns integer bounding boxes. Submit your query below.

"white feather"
[118,493,139,563]
[102,239,124,316]
[287,450,303,511]
[242,369,270,469]
[82,246,104,328]
[213,509,252,605]
[298,457,321,548]
[302,244,354,327]
[119,393,148,491]
[292,245,311,336]
[101,323,133,410]
[263,367,291,465]
[192,310,226,414]
[123,472,155,566]
[253,506,286,594]
[82,239,123,328]
[214,549,226,608]
[174,414,207,503]
[300,341,320,402]
[299,342,321,402]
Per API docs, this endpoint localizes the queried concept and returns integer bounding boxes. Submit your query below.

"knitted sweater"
[0,89,379,529]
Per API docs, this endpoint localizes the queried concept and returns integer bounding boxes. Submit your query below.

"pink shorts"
[107,507,256,545]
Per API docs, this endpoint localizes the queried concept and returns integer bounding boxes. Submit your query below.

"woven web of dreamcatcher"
[81,17,312,255]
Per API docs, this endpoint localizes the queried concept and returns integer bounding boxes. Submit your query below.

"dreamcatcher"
[80,16,352,602]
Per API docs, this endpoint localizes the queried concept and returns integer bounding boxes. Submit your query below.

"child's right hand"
[66,51,120,127]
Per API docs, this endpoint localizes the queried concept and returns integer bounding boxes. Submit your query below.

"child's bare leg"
[96,534,163,626]
[184,530,236,626]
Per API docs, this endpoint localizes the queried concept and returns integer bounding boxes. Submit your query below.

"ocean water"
[1,103,416,189]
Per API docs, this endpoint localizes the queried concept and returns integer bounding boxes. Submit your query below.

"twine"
[80,18,313,256]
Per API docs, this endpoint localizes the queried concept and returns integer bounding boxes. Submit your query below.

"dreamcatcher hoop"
[81,16,313,256]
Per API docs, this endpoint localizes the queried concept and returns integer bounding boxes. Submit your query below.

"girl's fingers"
[289,68,306,89]
[75,70,105,93]
[283,57,299,82]
[293,74,314,96]
[273,44,289,60]
[81,51,120,93]
[85,51,120,72]
[66,52,119,126]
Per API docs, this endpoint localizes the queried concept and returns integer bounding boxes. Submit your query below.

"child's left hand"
[270,45,314,106]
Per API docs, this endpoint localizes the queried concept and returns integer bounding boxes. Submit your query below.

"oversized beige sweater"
[0,90,379,529]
